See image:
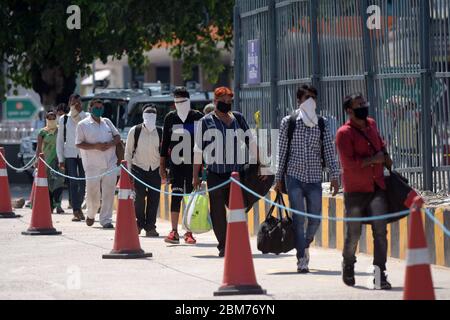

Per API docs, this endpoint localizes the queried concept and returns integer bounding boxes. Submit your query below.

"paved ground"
[1,188,450,300]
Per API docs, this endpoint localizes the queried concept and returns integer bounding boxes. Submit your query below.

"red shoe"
[184,232,197,245]
[164,230,180,244]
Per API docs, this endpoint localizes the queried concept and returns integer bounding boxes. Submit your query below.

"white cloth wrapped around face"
[174,97,191,123]
[299,98,318,128]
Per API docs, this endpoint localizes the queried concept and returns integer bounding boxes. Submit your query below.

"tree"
[0,0,233,108]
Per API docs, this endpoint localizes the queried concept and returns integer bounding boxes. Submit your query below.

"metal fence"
[234,0,450,193]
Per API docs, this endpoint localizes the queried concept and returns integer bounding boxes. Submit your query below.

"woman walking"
[36,110,66,214]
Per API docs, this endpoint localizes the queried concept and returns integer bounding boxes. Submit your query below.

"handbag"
[351,127,416,223]
[257,192,295,255]
[240,163,275,212]
[182,183,212,234]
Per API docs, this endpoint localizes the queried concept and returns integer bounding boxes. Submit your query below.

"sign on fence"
[247,39,260,85]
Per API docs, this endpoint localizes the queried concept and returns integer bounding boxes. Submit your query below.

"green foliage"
[0,0,234,96]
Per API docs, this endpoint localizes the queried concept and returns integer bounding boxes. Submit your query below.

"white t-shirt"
[75,115,119,171]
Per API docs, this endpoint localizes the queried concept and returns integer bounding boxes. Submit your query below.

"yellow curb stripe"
[434,208,445,266]
[399,216,408,260]
[322,197,329,248]
[336,198,344,251]
[366,225,374,255]
[247,206,255,236]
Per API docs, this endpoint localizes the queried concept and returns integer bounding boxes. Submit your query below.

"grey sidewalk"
[1,204,449,300]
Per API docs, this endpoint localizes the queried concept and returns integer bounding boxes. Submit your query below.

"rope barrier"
[120,164,231,197]
[39,156,119,180]
[0,152,36,172]
[3,153,449,235]
[230,177,411,222]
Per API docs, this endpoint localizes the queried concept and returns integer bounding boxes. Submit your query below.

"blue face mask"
[91,107,104,118]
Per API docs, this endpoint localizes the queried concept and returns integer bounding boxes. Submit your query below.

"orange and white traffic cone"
[22,153,61,235]
[403,196,435,300]
[214,172,266,296]
[0,147,21,219]
[103,161,152,259]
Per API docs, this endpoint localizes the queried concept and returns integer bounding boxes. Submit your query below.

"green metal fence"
[234,0,450,192]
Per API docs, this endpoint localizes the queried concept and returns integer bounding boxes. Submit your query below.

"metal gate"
[234,0,450,192]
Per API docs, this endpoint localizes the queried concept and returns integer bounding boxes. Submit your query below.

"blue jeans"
[65,157,86,211]
[286,176,322,260]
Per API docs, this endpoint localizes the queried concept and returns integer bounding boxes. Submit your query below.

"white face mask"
[174,98,191,122]
[143,113,157,131]
[299,98,318,128]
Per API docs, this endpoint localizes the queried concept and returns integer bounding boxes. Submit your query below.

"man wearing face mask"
[125,105,161,237]
[160,87,203,244]
[336,94,393,290]
[275,85,340,273]
[57,94,88,222]
[75,99,121,229]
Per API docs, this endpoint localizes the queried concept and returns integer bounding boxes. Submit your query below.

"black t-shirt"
[160,109,204,165]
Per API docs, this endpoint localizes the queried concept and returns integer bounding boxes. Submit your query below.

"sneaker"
[86,217,95,227]
[56,206,65,214]
[374,270,392,290]
[164,230,180,244]
[102,223,114,229]
[184,232,197,244]
[342,262,355,286]
[146,229,159,237]
[297,257,309,273]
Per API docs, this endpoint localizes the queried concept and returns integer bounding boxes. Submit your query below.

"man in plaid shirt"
[275,85,340,273]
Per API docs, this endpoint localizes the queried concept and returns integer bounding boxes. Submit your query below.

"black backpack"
[257,192,295,255]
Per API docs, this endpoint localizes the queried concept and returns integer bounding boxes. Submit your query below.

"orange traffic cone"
[22,154,61,235]
[214,172,266,296]
[0,147,21,219]
[103,161,152,259]
[403,196,435,300]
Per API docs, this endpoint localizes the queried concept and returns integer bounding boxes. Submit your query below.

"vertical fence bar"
[233,4,242,113]
[310,0,321,110]
[360,0,377,120]
[420,0,433,191]
[269,0,278,128]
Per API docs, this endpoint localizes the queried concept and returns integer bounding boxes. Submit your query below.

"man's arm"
[124,127,135,169]
[75,123,102,151]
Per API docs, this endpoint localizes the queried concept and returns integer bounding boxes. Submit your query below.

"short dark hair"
[90,99,103,107]
[296,87,309,101]
[56,103,68,113]
[343,93,364,111]
[173,87,190,99]
[142,104,157,113]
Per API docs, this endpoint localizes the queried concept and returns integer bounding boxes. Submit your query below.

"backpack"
[132,124,162,159]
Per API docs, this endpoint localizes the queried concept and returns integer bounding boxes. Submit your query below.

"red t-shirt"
[336,117,386,193]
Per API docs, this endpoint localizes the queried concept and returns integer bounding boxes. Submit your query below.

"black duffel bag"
[257,192,295,255]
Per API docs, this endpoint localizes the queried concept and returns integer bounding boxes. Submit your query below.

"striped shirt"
[194,111,252,174]
[275,113,340,183]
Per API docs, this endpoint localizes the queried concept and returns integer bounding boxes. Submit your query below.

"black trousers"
[207,171,232,252]
[342,186,388,271]
[132,165,161,231]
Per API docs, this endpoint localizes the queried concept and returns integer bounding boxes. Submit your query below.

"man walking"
[57,94,88,222]
[193,87,262,257]
[160,87,203,244]
[125,105,161,237]
[275,85,340,273]
[336,94,393,290]
[75,99,121,229]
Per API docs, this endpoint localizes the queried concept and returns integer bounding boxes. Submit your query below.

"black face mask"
[217,101,232,113]
[353,106,369,120]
